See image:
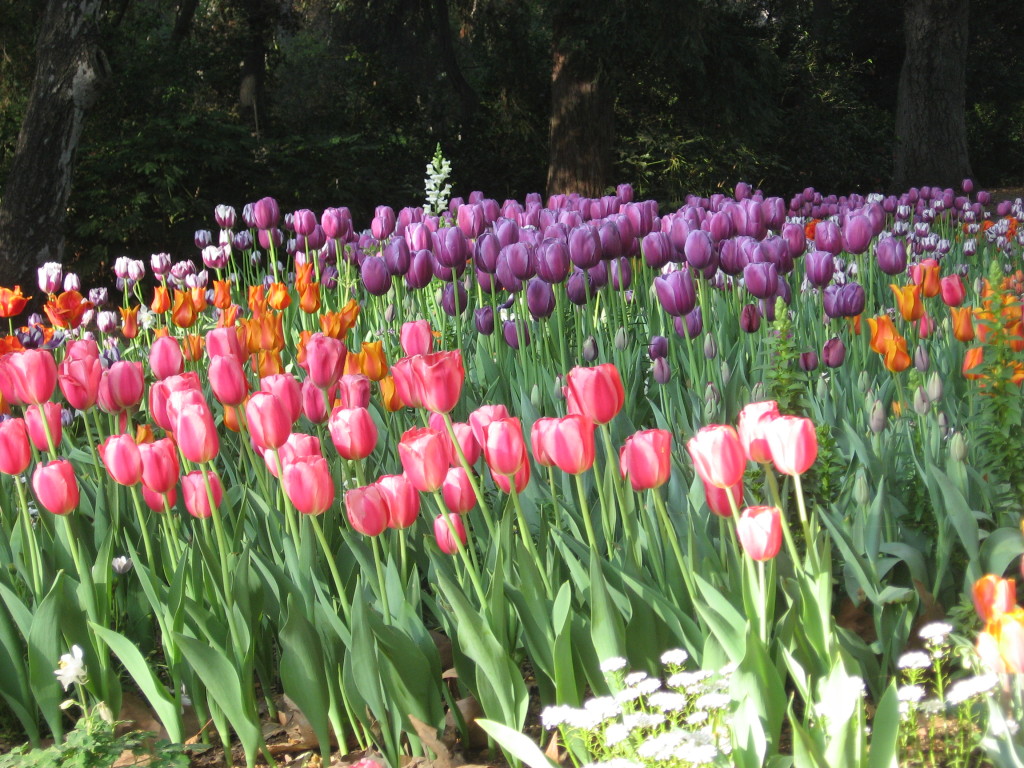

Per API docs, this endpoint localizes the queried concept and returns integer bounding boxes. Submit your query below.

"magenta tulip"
[283,455,335,515]
[98,434,143,486]
[345,485,389,536]
[32,459,79,515]
[619,429,672,491]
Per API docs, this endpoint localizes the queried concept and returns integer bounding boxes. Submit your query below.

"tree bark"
[0,0,106,306]
[893,0,972,189]
[546,5,613,198]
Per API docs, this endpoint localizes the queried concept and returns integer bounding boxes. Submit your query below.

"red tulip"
[736,505,783,561]
[619,429,672,490]
[169,389,220,462]
[442,467,476,513]
[283,455,335,515]
[328,406,378,460]
[259,373,302,425]
[530,418,557,467]
[376,474,420,529]
[58,340,101,410]
[687,425,746,489]
[0,418,31,475]
[434,513,467,554]
[737,401,780,464]
[304,332,347,389]
[181,469,223,518]
[398,427,449,492]
[345,485,389,536]
[98,434,144,486]
[0,349,57,405]
[138,438,179,494]
[543,414,596,475]
[468,404,510,447]
[410,351,464,413]
[32,459,79,515]
[25,401,62,451]
[209,355,248,406]
[246,391,292,451]
[142,484,176,512]
[400,320,433,357]
[336,374,371,409]
[764,416,817,475]
[482,417,528,476]
[492,459,530,494]
[974,575,1017,623]
[703,480,744,517]
[566,363,625,425]
[149,336,185,380]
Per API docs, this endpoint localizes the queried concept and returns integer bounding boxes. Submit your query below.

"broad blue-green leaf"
[476,719,557,768]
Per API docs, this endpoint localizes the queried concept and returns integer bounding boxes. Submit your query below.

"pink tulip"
[541,414,596,475]
[565,363,624,425]
[58,341,101,410]
[148,373,202,431]
[141,484,176,512]
[32,459,80,515]
[169,389,219,462]
[336,374,371,409]
[400,320,433,357]
[492,460,530,494]
[98,434,143,485]
[530,418,557,467]
[206,326,246,367]
[209,355,248,406]
[149,335,185,380]
[703,480,744,517]
[737,400,780,464]
[345,485,389,536]
[328,406,378,460]
[181,470,223,518]
[138,438,180,494]
[304,333,347,389]
[468,404,510,447]
[434,513,467,554]
[376,474,420,529]
[619,429,672,491]
[0,418,31,475]
[301,378,332,424]
[25,402,62,451]
[398,427,449,493]
[246,391,292,451]
[259,373,302,425]
[482,417,528,477]
[940,274,966,307]
[410,351,464,413]
[686,425,746,489]
[764,416,817,476]
[283,455,335,515]
[0,349,57,405]
[390,357,422,408]
[103,361,146,412]
[736,505,783,561]
[442,467,476,513]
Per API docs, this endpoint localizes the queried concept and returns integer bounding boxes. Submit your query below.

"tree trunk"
[429,0,478,126]
[0,0,106,307]
[238,0,277,139]
[893,0,972,189]
[546,9,613,198]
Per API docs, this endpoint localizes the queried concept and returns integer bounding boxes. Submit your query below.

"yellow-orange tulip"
[950,306,975,342]
[120,305,140,339]
[891,284,924,322]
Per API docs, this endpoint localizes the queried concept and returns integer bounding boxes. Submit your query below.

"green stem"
[309,515,352,623]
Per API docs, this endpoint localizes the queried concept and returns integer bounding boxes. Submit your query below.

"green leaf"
[588,551,626,665]
[981,527,1024,577]
[279,598,333,764]
[475,719,557,768]
[27,577,64,742]
[867,681,900,768]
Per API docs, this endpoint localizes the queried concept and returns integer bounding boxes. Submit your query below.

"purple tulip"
[474,307,495,335]
[684,230,715,270]
[641,232,674,269]
[799,351,819,371]
[495,256,523,293]
[609,257,632,291]
[233,231,254,251]
[242,202,257,228]
[654,269,697,317]
[582,336,598,362]
[648,335,669,360]
[526,278,555,319]
[432,256,454,282]
[194,230,213,250]
[676,306,703,339]
[568,225,602,269]
[740,304,761,333]
[503,320,529,349]
[814,220,842,255]
[822,337,846,367]
[587,261,608,290]
[253,197,280,230]
[292,209,317,237]
[842,214,873,255]
[361,256,392,296]
[371,206,396,240]
[804,250,835,288]
[652,357,671,384]
[743,262,778,299]
[258,228,284,250]
[214,205,236,229]
[434,227,469,269]
[475,232,501,274]
[875,236,907,275]
[457,204,485,239]
[536,239,571,284]
[566,270,592,305]
[441,282,468,316]
[321,207,353,240]
[504,243,535,281]
[383,238,411,275]
[475,268,498,293]
[598,221,622,259]
[406,249,434,289]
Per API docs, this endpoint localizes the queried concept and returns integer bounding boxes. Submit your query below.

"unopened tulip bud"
[653,357,671,384]
[926,372,943,403]
[815,377,828,401]
[720,361,731,386]
[704,335,717,360]
[938,412,949,438]
[750,382,765,401]
[853,469,870,506]
[869,400,887,433]
[913,387,930,415]
[384,304,396,324]
[914,346,929,373]
[530,384,542,412]
[582,336,598,362]
[705,382,720,406]
[614,327,628,350]
[857,372,871,392]
[950,433,967,462]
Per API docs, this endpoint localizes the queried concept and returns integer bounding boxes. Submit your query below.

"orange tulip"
[298,282,321,314]
[44,291,94,329]
[891,284,925,322]
[171,290,198,328]
[120,305,140,339]
[183,334,205,362]
[804,219,819,240]
[0,286,30,318]
[867,315,899,355]
[320,299,361,339]
[153,327,170,339]
[974,575,1017,623]
[266,282,291,311]
[135,424,156,444]
[379,375,405,412]
[0,335,25,356]
[950,306,975,342]
[963,347,985,380]
[248,284,266,316]
[358,341,388,381]
[910,259,941,298]
[882,336,911,373]
[849,315,862,335]
[190,286,208,312]
[295,263,315,294]
[977,607,1024,674]
[217,304,240,328]
[213,280,232,310]
[222,403,242,433]
[343,349,363,376]
[256,350,284,378]
[151,285,171,314]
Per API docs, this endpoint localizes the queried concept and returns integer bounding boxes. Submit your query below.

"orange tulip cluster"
[866,315,911,373]
[961,277,1024,386]
[974,574,1024,674]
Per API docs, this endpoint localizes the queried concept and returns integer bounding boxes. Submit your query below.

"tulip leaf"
[26,576,64,742]
[90,622,183,743]
[476,719,558,768]
[731,632,786,756]
[588,551,627,665]
[981,527,1024,578]
[691,572,746,664]
[867,681,900,768]
[0,589,38,744]
[279,597,332,764]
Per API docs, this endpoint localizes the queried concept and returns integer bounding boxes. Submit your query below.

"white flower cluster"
[542,651,732,767]
[423,144,452,217]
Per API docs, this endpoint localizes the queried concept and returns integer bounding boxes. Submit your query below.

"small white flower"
[541,705,572,729]
[945,674,998,706]
[660,648,689,666]
[635,677,662,696]
[623,712,666,730]
[614,687,645,704]
[694,692,730,711]
[623,670,648,687]
[898,651,931,669]
[604,722,632,746]
[111,555,133,574]
[54,645,87,691]
[668,670,712,691]
[584,696,622,721]
[581,760,644,768]
[678,742,719,764]
[919,621,954,644]
[919,698,945,715]
[600,656,628,673]
[686,710,709,726]
[637,729,688,759]
[648,692,688,712]
[898,685,926,703]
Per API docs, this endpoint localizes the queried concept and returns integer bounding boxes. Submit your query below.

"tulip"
[619,429,672,491]
[169,389,220,463]
[891,284,925,322]
[474,307,495,335]
[282,455,335,515]
[434,513,467,554]
[25,401,62,451]
[875,236,907,275]
[98,434,143,486]
[743,262,778,300]
[138,438,179,494]
[245,391,292,451]
[764,416,817,475]
[940,275,966,307]
[209,355,249,407]
[0,285,30,318]
[58,341,102,410]
[841,215,873,255]
[142,485,176,513]
[400,320,434,357]
[822,337,846,368]
[974,575,1017,623]
[530,418,557,467]
[253,197,280,229]
[345,485,389,536]
[32,459,79,515]
[328,406,378,460]
[565,364,625,425]
[440,282,468,316]
[492,459,531,494]
[736,506,783,560]
[977,608,1024,674]
[0,418,31,474]
[739,304,761,333]
[481,417,528,477]
[804,251,835,288]
[409,351,464,413]
[703,480,743,517]
[469,404,510,448]
[687,425,746,489]
[813,220,842,255]
[0,349,57,405]
[376,474,420,529]
[737,401,780,464]
[539,415,596,475]
[305,333,347,389]
[100,361,145,413]
[181,470,223,518]
[333,374,369,409]
[526,278,556,319]
[398,427,449,492]
[950,307,975,342]
[568,225,601,269]
[206,326,247,368]
[654,269,697,317]
[149,336,185,380]
[149,372,202,432]
[259,373,302,425]
[910,258,942,297]
[442,467,476,513]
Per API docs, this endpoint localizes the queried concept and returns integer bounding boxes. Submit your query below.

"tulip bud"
[949,433,967,462]
[914,346,929,373]
[704,335,717,360]
[720,361,731,386]
[853,469,870,506]
[582,336,598,362]
[614,327,628,350]
[822,337,846,368]
[938,412,949,438]
[815,377,829,402]
[869,400,887,433]
[653,357,671,384]
[913,387,930,415]
[857,372,871,392]
[926,372,943,403]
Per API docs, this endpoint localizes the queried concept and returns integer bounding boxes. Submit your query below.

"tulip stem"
[201,467,234,611]
[572,474,600,555]
[128,484,158,573]
[432,492,488,607]
[765,469,804,575]
[792,473,818,573]
[370,536,392,623]
[509,483,552,599]
[309,515,352,623]
[80,413,104,485]
[440,412,495,539]
[15,477,44,600]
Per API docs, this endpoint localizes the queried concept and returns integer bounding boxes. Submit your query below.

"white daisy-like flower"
[648,692,688,712]
[660,648,689,666]
[635,677,662,696]
[623,712,666,730]
[600,657,628,673]
[918,621,954,643]
[898,651,931,669]
[898,684,926,703]
[623,671,649,687]
[678,742,719,765]
[919,698,945,715]
[614,687,645,704]
[604,722,632,747]
[563,708,605,730]
[637,729,688,759]
[541,705,573,729]
[695,692,730,711]
[668,670,712,690]
[584,696,622,721]
[54,645,87,691]
[945,674,998,706]
[686,711,709,726]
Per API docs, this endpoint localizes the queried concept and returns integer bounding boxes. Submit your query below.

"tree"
[0,0,106,305]
[893,0,972,188]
